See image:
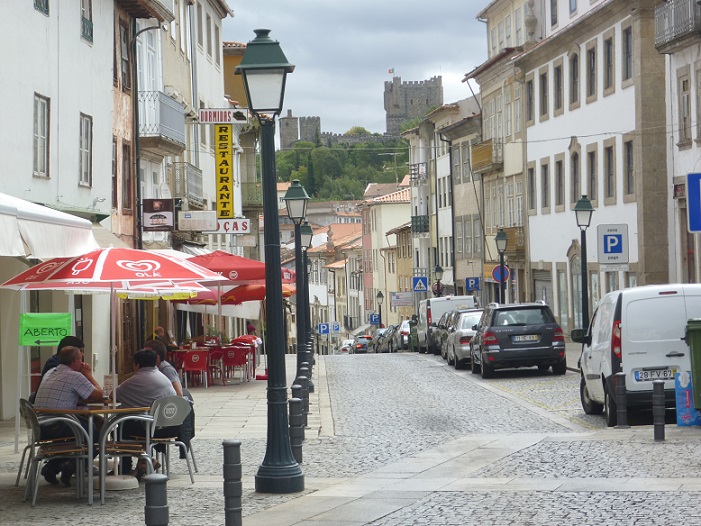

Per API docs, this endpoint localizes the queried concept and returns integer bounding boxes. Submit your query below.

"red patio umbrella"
[187,250,295,284]
[221,282,295,305]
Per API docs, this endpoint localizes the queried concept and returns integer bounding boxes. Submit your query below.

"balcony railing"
[170,161,204,208]
[409,162,428,187]
[81,16,93,42]
[411,215,430,234]
[139,91,186,155]
[655,0,701,51]
[503,226,526,255]
[471,138,503,173]
[241,181,263,208]
[34,0,49,15]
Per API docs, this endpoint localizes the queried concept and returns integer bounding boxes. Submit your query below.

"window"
[464,219,472,256]
[34,0,49,15]
[528,166,536,210]
[206,14,212,57]
[526,78,534,123]
[474,216,482,255]
[462,143,471,182]
[569,0,576,13]
[456,220,463,255]
[515,8,523,46]
[554,64,563,112]
[80,0,93,42]
[215,25,220,66]
[33,94,50,178]
[624,139,634,195]
[555,160,564,207]
[491,28,497,56]
[79,114,92,186]
[623,26,633,83]
[587,149,597,204]
[496,95,503,139]
[679,74,691,144]
[505,91,512,137]
[570,53,580,106]
[498,185,505,226]
[514,83,521,133]
[120,23,131,90]
[516,181,523,226]
[604,143,615,201]
[498,21,504,50]
[551,0,558,26]
[122,143,132,210]
[505,15,512,47]
[604,37,614,92]
[540,71,548,117]
[541,162,550,209]
[507,183,514,226]
[112,137,117,206]
[453,146,461,184]
[587,43,597,100]
[571,152,580,204]
[197,3,203,46]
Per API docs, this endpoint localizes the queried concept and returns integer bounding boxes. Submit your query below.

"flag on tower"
[388,68,394,74]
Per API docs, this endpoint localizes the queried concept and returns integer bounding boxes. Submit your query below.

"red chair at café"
[182,349,209,388]
[221,346,250,383]
[208,349,226,386]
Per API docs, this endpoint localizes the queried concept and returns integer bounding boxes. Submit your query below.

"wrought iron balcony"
[409,162,428,187]
[411,215,430,233]
[655,0,701,52]
[139,91,186,156]
[34,0,49,15]
[471,138,503,173]
[241,181,263,209]
[503,226,526,256]
[170,161,204,209]
[81,16,93,42]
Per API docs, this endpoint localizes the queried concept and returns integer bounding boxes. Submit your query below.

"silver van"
[572,284,700,426]
[417,295,478,354]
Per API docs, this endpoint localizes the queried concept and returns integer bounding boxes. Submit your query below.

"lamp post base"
[255,465,305,494]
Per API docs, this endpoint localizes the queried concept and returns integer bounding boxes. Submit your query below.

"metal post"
[580,227,589,331]
[653,380,666,441]
[294,221,305,382]
[614,372,629,429]
[255,118,304,493]
[223,439,242,526]
[499,251,506,304]
[288,398,303,464]
[291,383,307,430]
[144,473,169,526]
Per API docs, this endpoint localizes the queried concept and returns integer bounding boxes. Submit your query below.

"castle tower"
[299,116,321,145]
[383,76,443,137]
[279,109,299,150]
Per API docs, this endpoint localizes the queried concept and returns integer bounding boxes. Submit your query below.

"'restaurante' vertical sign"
[215,124,234,219]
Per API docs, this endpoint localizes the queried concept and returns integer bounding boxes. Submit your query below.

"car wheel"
[604,385,617,427]
[441,345,447,360]
[580,376,604,415]
[481,361,494,379]
[454,354,463,370]
[538,364,550,372]
[447,350,455,366]
[552,359,567,375]
[470,357,480,374]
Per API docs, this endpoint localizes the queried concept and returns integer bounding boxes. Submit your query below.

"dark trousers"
[119,420,178,473]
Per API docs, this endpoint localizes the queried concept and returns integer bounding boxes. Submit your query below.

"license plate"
[513,334,538,342]
[634,368,677,381]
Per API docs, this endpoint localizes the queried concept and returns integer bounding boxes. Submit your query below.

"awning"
[351,323,372,336]
[91,224,131,249]
[0,193,99,258]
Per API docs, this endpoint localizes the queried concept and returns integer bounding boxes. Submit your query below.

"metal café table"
[34,404,150,505]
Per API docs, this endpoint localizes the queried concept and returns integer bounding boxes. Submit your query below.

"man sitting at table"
[144,338,183,396]
[116,349,176,480]
[33,345,105,486]
[154,326,178,352]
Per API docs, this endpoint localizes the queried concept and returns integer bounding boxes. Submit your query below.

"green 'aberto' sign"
[19,313,72,347]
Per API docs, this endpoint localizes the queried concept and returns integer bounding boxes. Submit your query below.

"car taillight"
[612,319,622,359]
[401,330,409,335]
[553,327,564,342]
[459,336,472,344]
[483,331,498,345]
[427,307,432,327]
[355,343,362,349]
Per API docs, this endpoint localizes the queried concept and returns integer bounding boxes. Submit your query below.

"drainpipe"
[439,134,454,294]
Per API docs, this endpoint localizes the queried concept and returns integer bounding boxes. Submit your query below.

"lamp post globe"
[495,229,508,304]
[574,195,594,331]
[376,290,384,329]
[433,265,444,298]
[236,28,304,494]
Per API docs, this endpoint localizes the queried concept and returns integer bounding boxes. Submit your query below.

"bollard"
[614,372,629,429]
[222,439,243,526]
[289,398,304,464]
[304,349,316,392]
[144,473,169,526]
[652,380,666,441]
[291,384,306,438]
[297,376,309,427]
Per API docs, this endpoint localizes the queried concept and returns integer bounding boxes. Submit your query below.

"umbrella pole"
[111,284,117,407]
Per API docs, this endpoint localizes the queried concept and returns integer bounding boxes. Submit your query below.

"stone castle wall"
[384,76,443,137]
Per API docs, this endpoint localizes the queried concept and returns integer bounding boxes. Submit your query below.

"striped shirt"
[34,364,96,410]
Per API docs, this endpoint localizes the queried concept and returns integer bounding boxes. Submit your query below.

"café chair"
[207,349,226,386]
[221,346,250,383]
[181,349,209,388]
[20,400,90,507]
[147,396,195,483]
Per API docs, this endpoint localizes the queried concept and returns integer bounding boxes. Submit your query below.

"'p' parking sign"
[597,224,629,264]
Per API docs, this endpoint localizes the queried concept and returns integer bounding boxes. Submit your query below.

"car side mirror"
[471,324,478,331]
[570,328,591,346]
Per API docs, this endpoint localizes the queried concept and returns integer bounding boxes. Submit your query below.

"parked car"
[446,309,484,369]
[396,320,411,350]
[438,310,470,360]
[339,339,354,354]
[378,324,398,353]
[353,335,372,354]
[572,284,700,427]
[369,328,387,353]
[433,311,453,360]
[417,295,478,354]
[470,303,566,379]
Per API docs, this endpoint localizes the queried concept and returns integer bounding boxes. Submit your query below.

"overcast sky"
[221,1,488,136]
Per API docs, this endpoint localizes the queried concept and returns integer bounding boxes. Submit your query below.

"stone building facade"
[384,76,444,137]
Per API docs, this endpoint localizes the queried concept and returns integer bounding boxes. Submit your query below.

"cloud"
[222,1,487,135]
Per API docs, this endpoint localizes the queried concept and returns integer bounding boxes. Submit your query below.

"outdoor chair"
[207,349,226,386]
[181,349,209,388]
[221,346,250,383]
[147,396,195,483]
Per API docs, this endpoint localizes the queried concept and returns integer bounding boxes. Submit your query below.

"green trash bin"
[409,319,418,352]
[685,318,701,407]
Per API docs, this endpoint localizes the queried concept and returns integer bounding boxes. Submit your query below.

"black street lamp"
[300,220,314,386]
[284,180,310,382]
[236,28,304,494]
[376,290,384,329]
[433,265,444,298]
[495,229,508,304]
[575,195,594,332]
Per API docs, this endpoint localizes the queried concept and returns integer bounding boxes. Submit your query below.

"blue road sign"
[317,323,329,335]
[603,234,623,254]
[466,277,481,291]
[412,276,428,292]
[369,313,380,325]
[331,322,341,333]
[688,173,701,232]
[492,265,510,283]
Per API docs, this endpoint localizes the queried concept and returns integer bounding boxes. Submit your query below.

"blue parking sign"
[317,323,329,335]
[466,277,480,291]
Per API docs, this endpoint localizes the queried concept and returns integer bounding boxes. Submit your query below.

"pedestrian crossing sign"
[412,276,428,292]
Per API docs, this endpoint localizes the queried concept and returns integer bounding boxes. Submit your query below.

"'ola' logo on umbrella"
[228,270,239,279]
[116,259,162,277]
[28,261,64,280]
[71,257,95,276]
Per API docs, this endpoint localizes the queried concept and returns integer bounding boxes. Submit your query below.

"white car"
[339,339,354,354]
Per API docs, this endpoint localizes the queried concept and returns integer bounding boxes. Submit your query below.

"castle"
[279,76,443,150]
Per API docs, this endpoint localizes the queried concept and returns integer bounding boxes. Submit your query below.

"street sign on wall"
[597,224,629,264]
[688,173,701,232]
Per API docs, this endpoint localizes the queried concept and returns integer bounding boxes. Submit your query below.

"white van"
[572,284,701,427]
[417,295,478,354]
